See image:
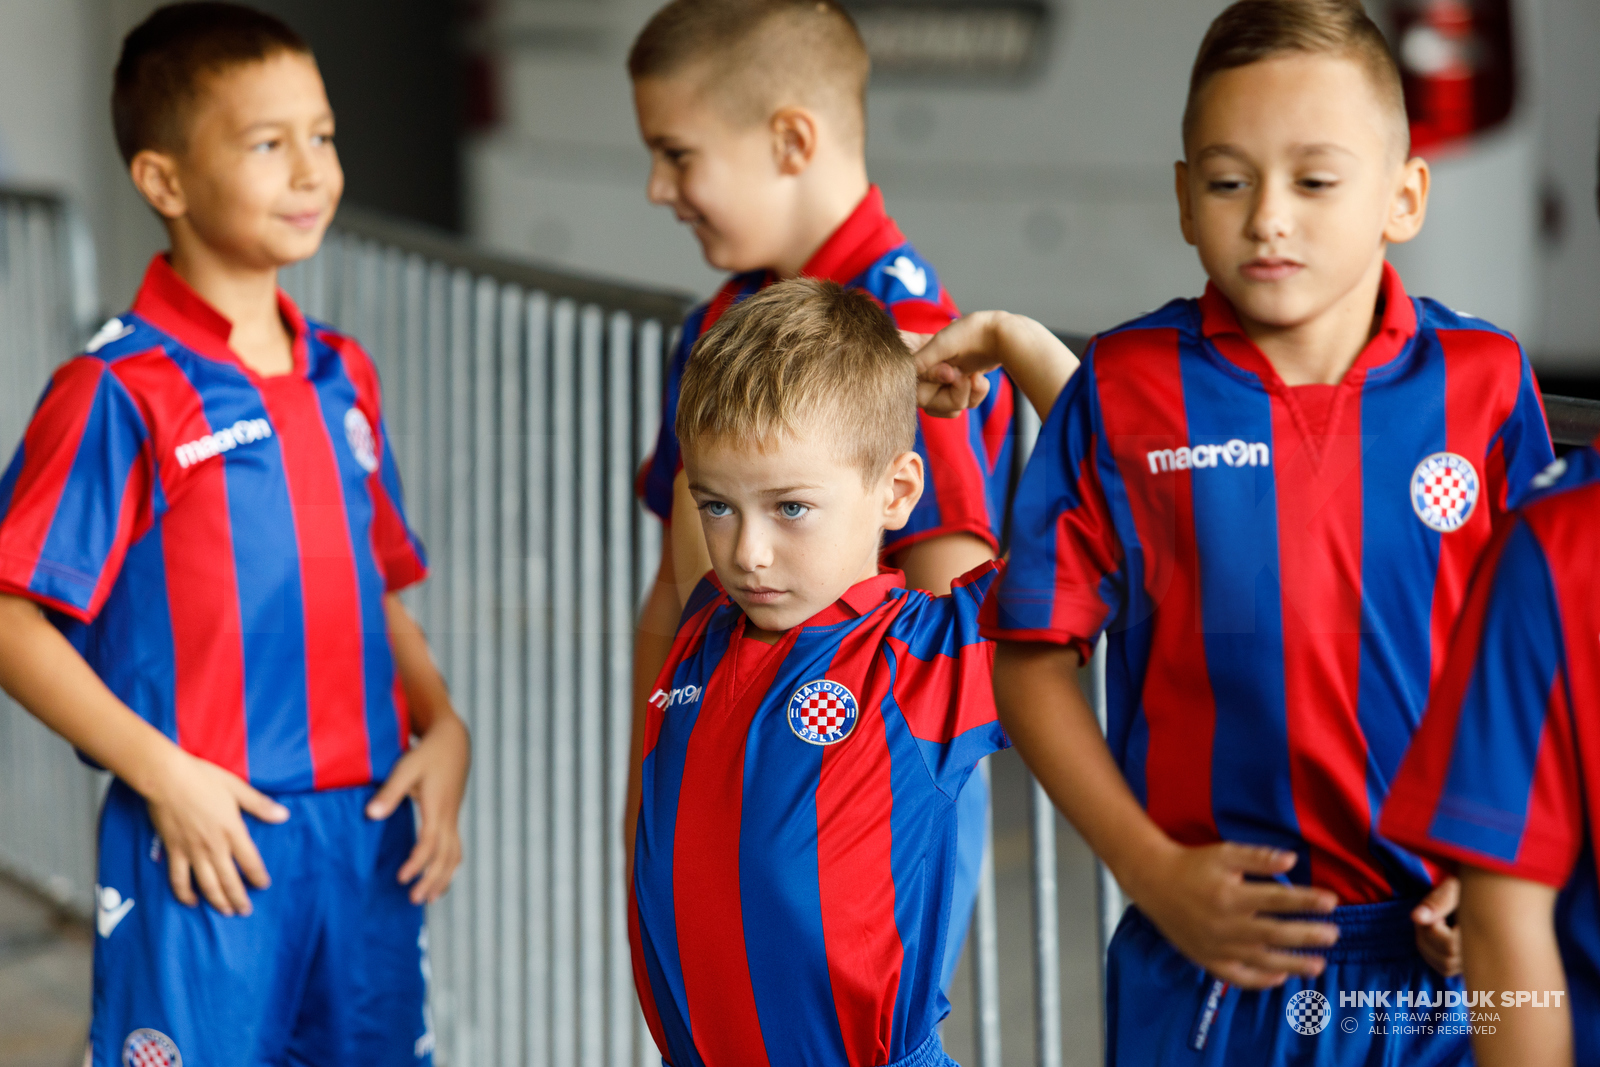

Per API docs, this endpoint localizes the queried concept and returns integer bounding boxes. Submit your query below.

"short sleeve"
[0,358,153,621]
[980,352,1123,661]
[1380,517,1584,888]
[887,560,1009,797]
[638,314,700,523]
[1496,350,1557,512]
[370,411,428,590]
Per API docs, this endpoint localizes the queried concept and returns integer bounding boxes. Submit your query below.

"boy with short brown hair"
[630,277,1068,1067]
[625,0,1012,989]
[919,0,1554,1062]
[0,5,467,1064]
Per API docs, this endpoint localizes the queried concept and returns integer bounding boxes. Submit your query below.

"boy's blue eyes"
[698,501,810,519]
[702,501,732,517]
[779,502,808,519]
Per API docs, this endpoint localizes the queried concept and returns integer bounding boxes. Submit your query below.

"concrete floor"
[0,876,89,1067]
[0,747,1107,1067]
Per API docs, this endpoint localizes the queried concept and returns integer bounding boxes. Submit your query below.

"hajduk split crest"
[787,679,859,746]
[1411,452,1480,533]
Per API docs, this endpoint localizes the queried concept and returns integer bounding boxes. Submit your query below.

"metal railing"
[0,189,104,918]
[3,185,1599,1067]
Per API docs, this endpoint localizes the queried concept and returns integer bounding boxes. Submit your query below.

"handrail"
[1052,331,1599,447]
[331,205,697,324]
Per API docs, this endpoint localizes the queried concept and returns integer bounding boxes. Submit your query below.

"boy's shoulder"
[1519,444,1600,520]
[1410,295,1521,344]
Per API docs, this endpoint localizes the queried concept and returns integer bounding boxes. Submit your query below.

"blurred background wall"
[1,0,1597,379]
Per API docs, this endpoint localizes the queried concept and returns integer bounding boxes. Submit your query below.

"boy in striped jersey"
[0,6,467,1064]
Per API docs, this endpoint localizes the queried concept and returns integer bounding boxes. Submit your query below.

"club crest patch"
[787,679,858,746]
[123,1028,182,1067]
[344,407,380,473]
[1411,452,1479,533]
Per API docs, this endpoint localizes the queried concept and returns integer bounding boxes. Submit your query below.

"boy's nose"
[733,524,773,571]
[645,160,675,207]
[1246,183,1293,242]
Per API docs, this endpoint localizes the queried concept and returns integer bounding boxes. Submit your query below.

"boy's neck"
[167,227,294,377]
[771,158,871,280]
[1234,255,1388,387]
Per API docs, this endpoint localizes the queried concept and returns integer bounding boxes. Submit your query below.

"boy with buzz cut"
[1379,159,1600,1067]
[918,0,1554,1063]
[625,0,1012,989]
[0,5,468,1065]
[629,277,1071,1067]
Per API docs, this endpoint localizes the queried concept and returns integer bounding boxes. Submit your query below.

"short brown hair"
[628,0,870,144]
[1183,0,1407,154]
[677,278,916,480]
[113,2,312,165]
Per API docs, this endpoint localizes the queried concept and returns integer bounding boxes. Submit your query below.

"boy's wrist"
[121,732,192,802]
[1103,824,1183,905]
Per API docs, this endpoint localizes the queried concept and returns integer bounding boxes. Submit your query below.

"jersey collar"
[1198,260,1418,388]
[800,185,907,286]
[711,566,906,633]
[131,253,313,379]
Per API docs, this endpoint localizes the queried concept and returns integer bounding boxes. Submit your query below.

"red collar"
[1198,260,1418,388]
[800,185,907,285]
[131,253,311,378]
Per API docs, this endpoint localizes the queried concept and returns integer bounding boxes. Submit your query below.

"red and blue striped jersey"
[981,263,1554,905]
[0,255,427,794]
[1382,439,1600,1052]
[639,186,1012,555]
[631,563,1008,1067]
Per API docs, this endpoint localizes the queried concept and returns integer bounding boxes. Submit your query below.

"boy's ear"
[1174,161,1198,247]
[1384,157,1431,246]
[129,150,187,220]
[881,451,925,532]
[771,106,820,177]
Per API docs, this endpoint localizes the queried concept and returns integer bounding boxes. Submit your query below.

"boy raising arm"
[631,278,1070,1067]
[922,1,1553,1063]
[0,6,466,1064]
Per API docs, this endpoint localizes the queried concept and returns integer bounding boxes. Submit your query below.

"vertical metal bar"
[473,276,502,1067]
[447,268,477,1065]
[577,306,606,1067]
[549,298,579,1067]
[971,760,1002,1067]
[1031,780,1062,1067]
[605,312,636,1065]
[523,292,553,1067]
[498,283,527,1067]
[1090,639,1122,965]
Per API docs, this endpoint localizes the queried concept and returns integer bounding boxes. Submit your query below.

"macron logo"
[650,684,702,711]
[883,255,928,297]
[1147,439,1270,474]
[95,884,134,938]
[175,419,273,469]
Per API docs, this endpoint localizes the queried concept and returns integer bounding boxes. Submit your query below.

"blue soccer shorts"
[89,778,433,1067]
[1106,900,1471,1066]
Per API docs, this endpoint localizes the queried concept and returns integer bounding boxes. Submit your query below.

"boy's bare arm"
[367,594,470,905]
[1459,867,1571,1067]
[0,592,287,916]
[995,640,1340,989]
[910,311,1080,422]
[893,534,995,596]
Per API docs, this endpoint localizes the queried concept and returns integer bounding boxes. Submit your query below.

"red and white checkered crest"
[123,1029,182,1067]
[787,679,859,746]
[1411,452,1480,533]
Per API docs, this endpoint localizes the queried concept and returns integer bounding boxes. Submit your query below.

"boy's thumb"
[366,769,415,820]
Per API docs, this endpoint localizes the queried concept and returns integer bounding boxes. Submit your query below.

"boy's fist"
[1412,876,1463,976]
[1127,841,1341,990]
[143,749,289,917]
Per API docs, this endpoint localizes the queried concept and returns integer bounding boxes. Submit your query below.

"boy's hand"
[366,712,469,905]
[144,749,289,916]
[906,311,1078,422]
[1129,841,1340,990]
[1412,875,1463,976]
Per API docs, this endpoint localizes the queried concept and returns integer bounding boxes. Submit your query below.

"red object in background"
[1393,0,1516,152]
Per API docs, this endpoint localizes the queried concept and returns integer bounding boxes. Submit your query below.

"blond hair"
[628,0,870,146]
[1184,0,1408,154]
[676,278,916,480]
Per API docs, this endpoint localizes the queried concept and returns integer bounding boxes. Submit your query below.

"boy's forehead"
[190,51,330,134]
[634,61,763,135]
[1188,52,1404,161]
[687,422,860,485]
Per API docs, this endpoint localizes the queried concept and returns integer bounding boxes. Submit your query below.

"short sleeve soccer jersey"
[982,263,1554,905]
[638,185,1013,555]
[1382,440,1600,1057]
[631,563,1008,1067]
[0,255,427,794]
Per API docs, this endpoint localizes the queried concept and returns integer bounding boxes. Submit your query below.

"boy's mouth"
[279,210,325,231]
[738,585,785,605]
[1240,257,1305,283]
